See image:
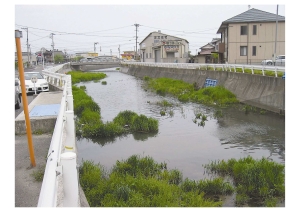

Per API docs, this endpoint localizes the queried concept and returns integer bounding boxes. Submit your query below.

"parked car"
[15,79,21,109]
[261,55,285,66]
[17,72,49,94]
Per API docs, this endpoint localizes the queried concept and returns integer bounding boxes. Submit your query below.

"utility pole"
[118,45,120,60]
[15,29,36,167]
[50,33,55,64]
[274,5,278,66]
[110,49,112,56]
[134,23,139,60]
[94,42,98,53]
[21,27,29,67]
[41,48,45,69]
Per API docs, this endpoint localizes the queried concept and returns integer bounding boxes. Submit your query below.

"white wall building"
[139,30,189,63]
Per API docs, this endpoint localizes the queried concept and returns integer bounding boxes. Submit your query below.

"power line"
[15,24,133,36]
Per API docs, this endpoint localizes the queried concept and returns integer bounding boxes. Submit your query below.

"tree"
[74,56,84,62]
[54,54,64,64]
[211,53,219,63]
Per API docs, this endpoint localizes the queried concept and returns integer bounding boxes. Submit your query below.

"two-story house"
[139,30,189,63]
[216,8,285,64]
[195,38,224,64]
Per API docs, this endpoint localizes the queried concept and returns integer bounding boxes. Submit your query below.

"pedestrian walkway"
[15,90,89,207]
[15,91,62,207]
[15,133,52,207]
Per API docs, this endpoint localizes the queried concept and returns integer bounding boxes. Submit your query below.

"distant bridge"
[70,62,120,71]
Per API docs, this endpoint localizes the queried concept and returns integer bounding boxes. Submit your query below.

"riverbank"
[120,65,285,114]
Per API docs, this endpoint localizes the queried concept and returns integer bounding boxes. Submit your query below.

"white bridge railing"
[38,63,79,207]
[122,62,285,77]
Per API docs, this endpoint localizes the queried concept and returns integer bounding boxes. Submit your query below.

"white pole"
[65,111,75,152]
[60,152,78,207]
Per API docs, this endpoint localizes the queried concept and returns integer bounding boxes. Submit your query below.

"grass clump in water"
[204,156,285,206]
[144,77,238,106]
[70,71,159,139]
[101,81,107,85]
[67,70,106,84]
[79,155,232,207]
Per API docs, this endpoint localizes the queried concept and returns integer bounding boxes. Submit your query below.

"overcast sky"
[14,2,285,57]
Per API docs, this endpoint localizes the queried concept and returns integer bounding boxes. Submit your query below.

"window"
[146,53,148,58]
[149,53,152,58]
[240,46,247,56]
[154,36,156,39]
[165,36,167,39]
[241,26,247,35]
[253,25,257,35]
[252,46,256,56]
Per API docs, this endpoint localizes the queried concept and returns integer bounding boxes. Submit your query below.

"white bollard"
[65,111,75,152]
[60,152,78,207]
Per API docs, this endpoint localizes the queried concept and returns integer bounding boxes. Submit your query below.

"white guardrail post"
[38,64,79,207]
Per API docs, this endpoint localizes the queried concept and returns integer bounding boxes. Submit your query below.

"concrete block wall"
[120,65,285,114]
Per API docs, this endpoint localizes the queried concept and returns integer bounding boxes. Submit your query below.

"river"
[76,69,285,181]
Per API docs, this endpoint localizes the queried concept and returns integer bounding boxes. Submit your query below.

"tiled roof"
[199,49,213,55]
[223,8,285,23]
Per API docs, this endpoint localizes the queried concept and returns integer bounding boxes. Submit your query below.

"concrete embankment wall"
[120,65,285,114]
[71,64,120,71]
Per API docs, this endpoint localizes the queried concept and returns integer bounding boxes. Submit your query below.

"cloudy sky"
[14,2,285,57]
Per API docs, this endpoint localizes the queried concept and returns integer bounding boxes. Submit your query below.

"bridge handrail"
[38,64,78,207]
[43,65,70,88]
[121,62,285,76]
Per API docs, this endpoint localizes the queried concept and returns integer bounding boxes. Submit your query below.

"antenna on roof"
[248,5,251,10]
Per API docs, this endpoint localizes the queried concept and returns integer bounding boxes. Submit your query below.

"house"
[139,30,189,63]
[15,52,37,66]
[194,38,223,64]
[216,8,285,64]
[35,49,66,63]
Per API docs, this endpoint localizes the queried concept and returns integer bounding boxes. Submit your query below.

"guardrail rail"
[121,62,285,77]
[38,63,79,207]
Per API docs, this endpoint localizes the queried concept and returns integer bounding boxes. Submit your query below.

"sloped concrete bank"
[120,65,285,114]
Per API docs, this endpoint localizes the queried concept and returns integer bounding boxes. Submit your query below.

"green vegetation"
[101,81,107,85]
[79,155,234,207]
[73,86,158,138]
[157,100,173,107]
[144,77,238,107]
[67,70,106,84]
[54,54,64,64]
[204,156,285,206]
[70,71,159,139]
[79,85,86,90]
[31,165,45,182]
